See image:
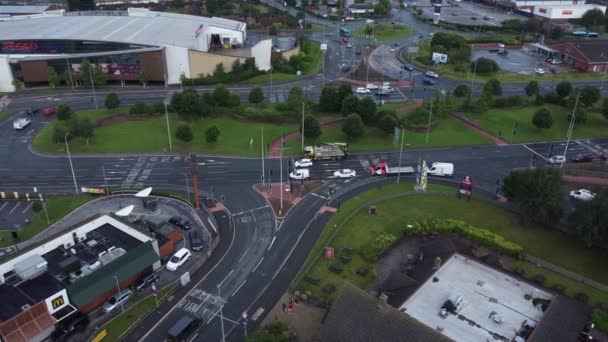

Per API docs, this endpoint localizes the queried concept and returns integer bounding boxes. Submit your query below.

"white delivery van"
[13,118,31,130]
[289,169,310,180]
[426,162,454,177]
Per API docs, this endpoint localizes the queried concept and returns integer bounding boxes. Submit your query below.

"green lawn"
[243,73,298,84]
[0,196,92,247]
[353,24,413,42]
[0,111,12,121]
[285,116,491,153]
[310,23,325,32]
[295,185,608,301]
[33,109,297,156]
[468,104,608,143]
[102,283,178,342]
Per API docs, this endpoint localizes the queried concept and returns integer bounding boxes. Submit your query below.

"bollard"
[26,194,30,202]
[0,192,5,199]
[13,192,18,199]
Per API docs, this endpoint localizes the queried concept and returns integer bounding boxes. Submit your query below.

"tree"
[473,57,499,74]
[356,97,378,125]
[171,89,200,120]
[319,86,339,112]
[532,108,553,129]
[453,84,471,98]
[525,80,539,97]
[56,104,73,121]
[342,113,365,140]
[580,8,605,31]
[415,8,423,17]
[601,98,608,121]
[483,78,502,96]
[213,84,231,107]
[556,81,573,98]
[47,66,58,88]
[74,117,94,145]
[341,95,359,116]
[302,115,321,139]
[249,87,265,104]
[337,84,353,105]
[269,23,281,36]
[287,86,305,114]
[31,202,42,213]
[377,111,398,134]
[213,63,225,78]
[138,70,148,87]
[503,167,563,227]
[569,188,608,248]
[52,125,69,143]
[206,125,221,143]
[579,86,600,107]
[104,92,120,110]
[175,124,193,143]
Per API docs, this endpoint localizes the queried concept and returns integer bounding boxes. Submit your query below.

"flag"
[193,24,204,38]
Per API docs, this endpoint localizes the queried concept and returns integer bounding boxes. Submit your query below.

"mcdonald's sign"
[51,295,65,309]
[45,289,71,314]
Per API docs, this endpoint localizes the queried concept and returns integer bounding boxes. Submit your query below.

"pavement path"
[451,112,509,146]
[268,118,344,157]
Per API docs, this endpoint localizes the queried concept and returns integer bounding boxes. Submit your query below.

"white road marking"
[22,202,33,213]
[218,269,234,288]
[0,202,7,211]
[309,193,329,200]
[252,257,264,273]
[267,236,276,251]
[9,202,21,214]
[521,144,548,161]
[231,280,247,297]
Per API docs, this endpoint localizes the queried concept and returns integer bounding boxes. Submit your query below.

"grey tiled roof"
[528,295,589,342]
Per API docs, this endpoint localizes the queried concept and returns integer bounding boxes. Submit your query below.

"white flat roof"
[0,8,245,50]
[0,6,49,14]
[401,254,553,342]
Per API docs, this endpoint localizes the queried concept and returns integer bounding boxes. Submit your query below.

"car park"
[403,64,414,71]
[356,87,371,95]
[42,107,56,116]
[133,272,160,291]
[102,289,132,313]
[334,169,356,178]
[166,248,191,271]
[569,189,596,201]
[295,158,313,167]
[189,231,204,251]
[425,71,439,78]
[168,216,192,230]
[548,155,566,165]
[571,154,594,163]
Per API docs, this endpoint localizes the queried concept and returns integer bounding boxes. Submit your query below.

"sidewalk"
[268,119,344,157]
[451,112,509,146]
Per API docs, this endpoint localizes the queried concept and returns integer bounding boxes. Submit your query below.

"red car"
[571,154,594,163]
[42,107,56,116]
[599,152,608,161]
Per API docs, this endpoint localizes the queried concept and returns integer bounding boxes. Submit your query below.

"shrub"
[175,124,193,143]
[104,92,120,110]
[492,96,524,108]
[302,115,321,139]
[592,309,608,333]
[342,113,365,141]
[532,108,553,129]
[31,202,42,213]
[567,109,587,124]
[574,292,589,304]
[472,57,500,74]
[206,125,220,143]
[377,112,398,134]
[248,86,265,104]
[56,104,73,121]
[543,90,562,105]
[453,84,471,98]
[130,101,149,115]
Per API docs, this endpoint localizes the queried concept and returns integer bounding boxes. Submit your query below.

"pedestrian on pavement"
[294,296,299,307]
[282,303,287,312]
[288,302,293,312]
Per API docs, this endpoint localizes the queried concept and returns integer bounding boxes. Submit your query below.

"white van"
[289,169,310,180]
[426,162,454,177]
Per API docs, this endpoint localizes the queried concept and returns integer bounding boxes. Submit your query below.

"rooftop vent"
[20,304,30,311]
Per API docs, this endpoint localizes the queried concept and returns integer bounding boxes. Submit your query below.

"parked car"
[403,64,414,71]
[168,216,192,230]
[365,19,374,24]
[166,248,191,271]
[356,87,371,95]
[569,189,596,201]
[133,272,160,291]
[366,83,379,90]
[346,42,352,48]
[295,158,313,168]
[42,107,56,116]
[189,231,204,251]
[355,50,362,55]
[334,169,356,178]
[102,289,132,313]
[571,154,594,163]
[425,71,439,78]
[483,15,490,20]
[550,59,562,65]
[389,47,395,52]
[548,155,566,165]
[534,68,546,75]
[471,16,477,20]
[599,152,608,161]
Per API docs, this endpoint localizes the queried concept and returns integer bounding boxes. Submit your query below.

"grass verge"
[101,282,178,342]
[0,196,93,247]
[33,110,297,156]
[467,104,608,143]
[295,184,608,302]
[353,24,413,42]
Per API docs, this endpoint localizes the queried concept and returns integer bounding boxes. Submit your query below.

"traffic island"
[254,180,323,217]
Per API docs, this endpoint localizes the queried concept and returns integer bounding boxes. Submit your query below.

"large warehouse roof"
[0,8,246,50]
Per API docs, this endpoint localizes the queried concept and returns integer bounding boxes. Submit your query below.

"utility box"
[14,254,48,281]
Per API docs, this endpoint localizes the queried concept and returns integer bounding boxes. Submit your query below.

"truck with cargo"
[370,162,415,176]
[304,143,348,160]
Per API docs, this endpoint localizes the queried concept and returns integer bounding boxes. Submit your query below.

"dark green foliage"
[248,87,265,104]
[356,97,378,125]
[472,57,500,74]
[492,96,524,108]
[52,125,69,143]
[56,104,73,121]
[181,59,262,85]
[302,115,321,139]
[175,124,193,142]
[503,167,563,227]
[205,125,221,143]
[556,81,573,98]
[483,78,502,96]
[171,89,200,120]
[130,101,148,115]
[377,111,398,134]
[319,86,340,112]
[570,188,608,248]
[341,95,359,116]
[532,108,553,129]
[579,86,600,107]
[525,81,539,97]
[32,202,42,213]
[104,92,120,110]
[337,84,353,105]
[342,113,365,140]
[287,86,305,116]
[212,85,231,107]
[602,98,608,121]
[453,84,471,98]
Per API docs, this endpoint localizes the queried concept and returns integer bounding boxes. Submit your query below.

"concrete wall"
[281,45,300,61]
[165,46,191,84]
[188,50,247,77]
[0,56,15,92]
[533,4,606,20]
[251,39,272,72]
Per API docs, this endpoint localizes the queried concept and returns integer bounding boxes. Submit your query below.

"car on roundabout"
[295,158,313,168]
[548,155,565,165]
[425,71,439,78]
[569,189,596,201]
[334,169,356,178]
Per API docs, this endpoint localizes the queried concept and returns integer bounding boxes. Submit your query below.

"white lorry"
[426,162,454,177]
[289,169,310,180]
[13,118,31,130]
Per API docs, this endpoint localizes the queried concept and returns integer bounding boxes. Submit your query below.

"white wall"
[0,56,15,93]
[164,46,191,84]
[251,39,272,72]
[533,4,606,19]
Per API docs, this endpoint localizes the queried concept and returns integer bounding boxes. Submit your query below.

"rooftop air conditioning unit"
[21,304,31,311]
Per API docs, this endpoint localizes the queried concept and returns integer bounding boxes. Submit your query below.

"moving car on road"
[366,83,379,90]
[102,289,132,313]
[166,248,191,271]
[425,71,439,78]
[569,189,596,201]
[167,315,202,342]
[42,107,56,116]
[423,79,435,86]
[356,87,371,94]
[534,68,546,75]
[13,118,31,130]
[426,162,454,177]
[365,19,374,24]
[289,169,310,180]
[295,158,313,168]
[168,216,192,230]
[548,155,566,165]
[571,154,594,163]
[403,64,414,71]
[189,231,204,251]
[334,169,356,178]
[370,162,414,176]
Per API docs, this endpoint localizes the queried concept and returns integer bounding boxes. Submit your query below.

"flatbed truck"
[370,162,415,176]
[304,143,348,160]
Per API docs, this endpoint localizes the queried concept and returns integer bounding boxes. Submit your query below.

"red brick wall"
[551,43,590,71]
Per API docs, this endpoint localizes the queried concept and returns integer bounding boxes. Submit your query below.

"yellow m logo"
[51,296,64,309]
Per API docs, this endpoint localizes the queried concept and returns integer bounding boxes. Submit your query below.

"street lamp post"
[397,125,405,184]
[64,133,79,194]
[261,127,265,185]
[217,284,226,342]
[65,55,75,90]
[88,67,98,109]
[425,96,434,145]
[562,92,580,168]
[163,100,173,151]
[280,136,284,213]
[113,276,124,313]
[301,101,305,152]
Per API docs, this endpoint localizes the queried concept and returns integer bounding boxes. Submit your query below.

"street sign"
[320,43,328,51]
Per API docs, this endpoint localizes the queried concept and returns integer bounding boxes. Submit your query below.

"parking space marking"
[0,202,7,211]
[22,202,32,214]
[8,202,20,214]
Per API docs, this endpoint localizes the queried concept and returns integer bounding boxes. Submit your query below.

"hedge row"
[405,218,524,258]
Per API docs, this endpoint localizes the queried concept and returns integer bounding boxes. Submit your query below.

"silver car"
[102,289,132,313]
